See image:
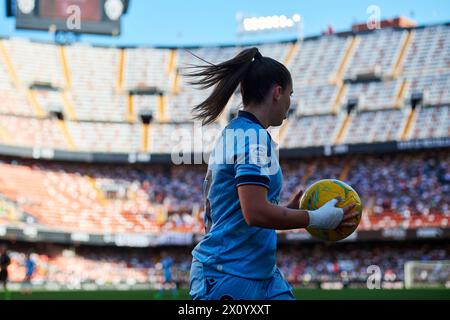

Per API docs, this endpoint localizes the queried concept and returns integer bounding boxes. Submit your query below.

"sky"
[0,0,449,47]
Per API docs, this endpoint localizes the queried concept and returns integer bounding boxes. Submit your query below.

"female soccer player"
[186,47,357,300]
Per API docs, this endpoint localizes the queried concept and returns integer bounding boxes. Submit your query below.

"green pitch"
[3,288,450,300]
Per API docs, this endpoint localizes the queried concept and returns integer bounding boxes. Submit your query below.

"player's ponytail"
[184,47,292,125]
[185,47,259,125]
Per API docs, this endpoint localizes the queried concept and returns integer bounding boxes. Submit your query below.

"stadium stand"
[123,47,174,92]
[3,241,448,289]
[407,105,449,140]
[294,84,343,115]
[282,113,346,148]
[0,149,448,234]
[0,114,68,150]
[288,35,351,86]
[344,151,449,230]
[342,29,408,80]
[132,94,160,122]
[2,38,65,88]
[0,196,23,225]
[0,43,34,116]
[165,84,205,123]
[404,73,450,106]
[343,79,406,111]
[278,242,449,287]
[32,89,66,115]
[66,121,142,153]
[64,44,127,122]
[281,151,449,232]
[0,24,449,153]
[340,109,410,144]
[148,122,221,154]
[401,25,450,77]
[0,158,209,234]
[0,23,448,242]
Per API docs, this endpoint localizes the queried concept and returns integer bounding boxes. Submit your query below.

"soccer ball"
[299,179,362,242]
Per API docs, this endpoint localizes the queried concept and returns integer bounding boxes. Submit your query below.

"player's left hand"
[286,189,303,209]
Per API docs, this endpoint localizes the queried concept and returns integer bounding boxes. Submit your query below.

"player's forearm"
[244,202,310,230]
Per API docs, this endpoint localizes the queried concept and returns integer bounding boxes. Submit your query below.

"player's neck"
[242,105,270,129]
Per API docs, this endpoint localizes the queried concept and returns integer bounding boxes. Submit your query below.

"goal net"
[404,260,450,289]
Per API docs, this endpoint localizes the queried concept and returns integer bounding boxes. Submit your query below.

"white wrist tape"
[307,198,344,230]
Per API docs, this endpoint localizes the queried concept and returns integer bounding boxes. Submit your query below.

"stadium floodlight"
[236,12,304,44]
[241,14,300,32]
[237,12,302,34]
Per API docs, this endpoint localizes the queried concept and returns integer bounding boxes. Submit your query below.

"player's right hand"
[307,197,357,230]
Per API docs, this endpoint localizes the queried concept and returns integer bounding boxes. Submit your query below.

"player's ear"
[273,85,282,102]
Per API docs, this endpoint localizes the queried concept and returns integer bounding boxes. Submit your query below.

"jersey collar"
[237,111,266,129]
[237,110,274,142]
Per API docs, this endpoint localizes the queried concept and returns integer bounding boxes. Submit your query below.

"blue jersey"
[25,258,35,277]
[192,111,283,280]
[162,257,173,273]
[161,257,173,281]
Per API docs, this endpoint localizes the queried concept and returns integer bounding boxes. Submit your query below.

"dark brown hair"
[184,47,292,125]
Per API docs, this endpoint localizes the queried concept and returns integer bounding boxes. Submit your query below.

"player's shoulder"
[225,118,269,141]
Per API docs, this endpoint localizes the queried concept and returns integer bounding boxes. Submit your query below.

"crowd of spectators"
[278,242,449,286]
[281,150,450,218]
[0,150,448,234]
[2,241,448,288]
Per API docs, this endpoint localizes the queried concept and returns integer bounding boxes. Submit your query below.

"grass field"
[2,288,450,300]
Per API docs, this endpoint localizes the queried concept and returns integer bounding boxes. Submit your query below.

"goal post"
[404,260,450,289]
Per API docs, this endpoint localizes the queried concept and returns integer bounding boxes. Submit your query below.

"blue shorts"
[189,259,295,300]
[164,272,172,283]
